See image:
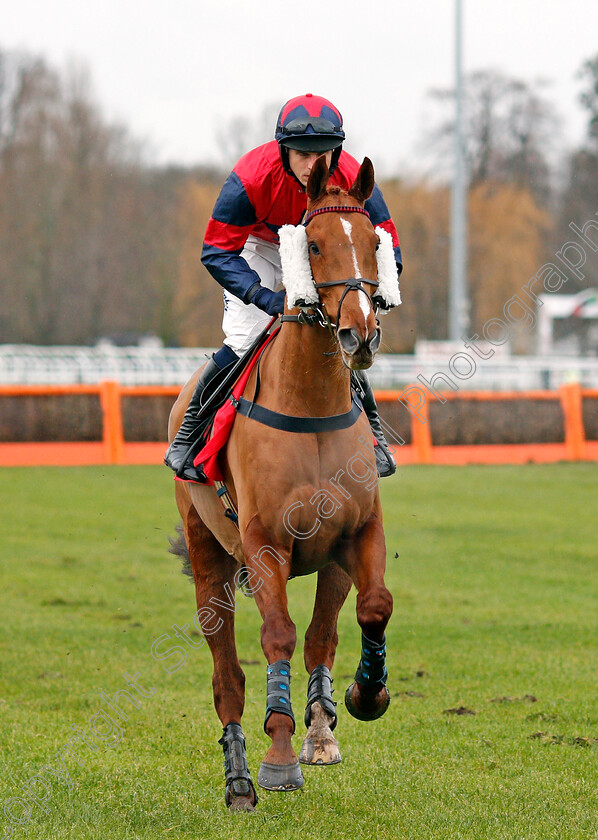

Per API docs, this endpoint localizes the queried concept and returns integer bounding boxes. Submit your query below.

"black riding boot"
[164,356,226,482]
[353,370,397,478]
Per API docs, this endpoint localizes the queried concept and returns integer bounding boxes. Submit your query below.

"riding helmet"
[276,93,345,173]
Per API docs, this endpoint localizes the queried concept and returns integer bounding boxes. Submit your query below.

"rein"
[284,204,380,331]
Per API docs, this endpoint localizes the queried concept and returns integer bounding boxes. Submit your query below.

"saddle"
[191,328,280,485]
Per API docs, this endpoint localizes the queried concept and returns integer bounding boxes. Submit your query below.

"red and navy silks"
[201,141,402,304]
[191,328,281,484]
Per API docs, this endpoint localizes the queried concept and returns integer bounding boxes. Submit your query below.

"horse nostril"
[368,328,381,354]
[338,328,362,355]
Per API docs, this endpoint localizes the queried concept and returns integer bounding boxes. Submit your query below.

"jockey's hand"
[249,286,286,316]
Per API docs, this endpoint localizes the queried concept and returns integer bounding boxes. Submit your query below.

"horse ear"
[348,157,375,204]
[306,155,330,202]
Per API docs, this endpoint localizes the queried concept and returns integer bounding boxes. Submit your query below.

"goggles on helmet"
[280,116,342,136]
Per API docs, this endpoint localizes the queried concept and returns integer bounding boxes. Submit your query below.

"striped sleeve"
[202,171,263,301]
[365,185,403,275]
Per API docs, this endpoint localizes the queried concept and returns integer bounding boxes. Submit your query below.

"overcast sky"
[4,0,598,177]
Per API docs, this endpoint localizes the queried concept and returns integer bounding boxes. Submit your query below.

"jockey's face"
[288,149,333,187]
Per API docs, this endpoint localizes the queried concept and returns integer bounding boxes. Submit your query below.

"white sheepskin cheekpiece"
[374,226,402,311]
[278,224,318,307]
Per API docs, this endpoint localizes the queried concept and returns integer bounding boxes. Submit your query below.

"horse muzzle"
[337,326,381,370]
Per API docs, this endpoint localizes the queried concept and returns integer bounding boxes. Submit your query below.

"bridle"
[281,204,381,335]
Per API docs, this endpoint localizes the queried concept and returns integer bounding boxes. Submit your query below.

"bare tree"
[215,102,280,167]
[0,49,180,345]
[426,69,559,200]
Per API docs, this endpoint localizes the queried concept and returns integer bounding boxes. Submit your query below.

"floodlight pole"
[449,0,468,340]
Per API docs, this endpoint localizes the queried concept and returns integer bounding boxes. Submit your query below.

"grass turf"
[0,463,596,839]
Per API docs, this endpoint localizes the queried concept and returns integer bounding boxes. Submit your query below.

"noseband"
[281,205,381,333]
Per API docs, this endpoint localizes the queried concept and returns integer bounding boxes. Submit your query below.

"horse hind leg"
[300,672,341,766]
[182,499,258,811]
[219,723,258,811]
[300,564,352,766]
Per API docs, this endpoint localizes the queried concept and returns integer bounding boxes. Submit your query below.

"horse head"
[279,155,401,370]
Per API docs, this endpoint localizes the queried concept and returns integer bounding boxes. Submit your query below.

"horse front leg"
[242,516,303,792]
[181,497,258,811]
[338,513,393,721]
[300,563,352,766]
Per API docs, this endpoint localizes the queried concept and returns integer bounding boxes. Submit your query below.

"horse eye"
[309,241,321,256]
[375,239,380,251]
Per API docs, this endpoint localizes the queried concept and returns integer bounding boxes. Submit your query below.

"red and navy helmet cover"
[276,93,345,170]
[202,141,402,304]
[276,94,344,144]
[278,93,342,130]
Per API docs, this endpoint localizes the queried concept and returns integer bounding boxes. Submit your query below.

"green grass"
[0,464,597,839]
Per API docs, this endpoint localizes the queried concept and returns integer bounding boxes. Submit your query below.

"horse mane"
[309,183,360,212]
[319,184,363,207]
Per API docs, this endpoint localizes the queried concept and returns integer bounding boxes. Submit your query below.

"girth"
[232,393,363,433]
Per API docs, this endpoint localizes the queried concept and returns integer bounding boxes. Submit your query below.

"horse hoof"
[257,760,304,791]
[344,682,390,721]
[300,700,341,765]
[299,735,342,765]
[228,794,257,812]
[225,781,258,812]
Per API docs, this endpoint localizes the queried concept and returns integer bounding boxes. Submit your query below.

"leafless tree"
[215,102,280,167]
[0,49,181,345]
[426,69,559,200]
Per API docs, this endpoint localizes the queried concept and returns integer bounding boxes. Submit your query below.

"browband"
[303,205,370,227]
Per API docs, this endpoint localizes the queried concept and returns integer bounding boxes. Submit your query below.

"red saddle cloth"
[192,329,279,484]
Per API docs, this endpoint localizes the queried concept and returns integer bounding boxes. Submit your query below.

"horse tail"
[168,521,254,598]
[168,521,193,581]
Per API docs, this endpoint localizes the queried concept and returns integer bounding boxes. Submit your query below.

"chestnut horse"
[169,156,399,811]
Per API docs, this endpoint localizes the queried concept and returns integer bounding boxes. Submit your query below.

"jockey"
[165,93,403,483]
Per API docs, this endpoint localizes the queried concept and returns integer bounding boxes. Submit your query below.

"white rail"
[1,345,598,390]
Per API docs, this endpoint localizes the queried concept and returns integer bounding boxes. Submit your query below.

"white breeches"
[222,235,282,355]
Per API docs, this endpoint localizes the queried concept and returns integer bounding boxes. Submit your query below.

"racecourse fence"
[0,381,596,466]
[3,344,598,389]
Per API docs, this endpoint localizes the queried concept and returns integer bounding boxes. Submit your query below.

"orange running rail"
[0,381,596,467]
